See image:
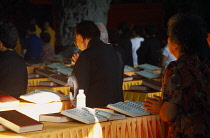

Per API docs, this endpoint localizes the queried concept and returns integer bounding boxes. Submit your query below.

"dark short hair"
[75,20,100,39]
[0,23,19,49]
[168,13,207,54]
[133,25,143,36]
[144,24,156,36]
[27,24,36,32]
[40,32,51,43]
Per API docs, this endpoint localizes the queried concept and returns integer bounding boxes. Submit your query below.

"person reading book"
[0,23,28,98]
[142,13,210,137]
[67,20,124,108]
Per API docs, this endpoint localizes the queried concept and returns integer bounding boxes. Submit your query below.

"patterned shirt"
[162,54,210,137]
[41,43,55,62]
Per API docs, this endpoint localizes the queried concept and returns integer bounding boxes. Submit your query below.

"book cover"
[19,89,70,104]
[124,65,135,72]
[123,74,133,81]
[61,108,108,124]
[107,101,150,117]
[0,90,20,109]
[36,69,56,78]
[39,81,60,86]
[142,79,162,91]
[39,112,73,122]
[130,85,153,91]
[57,67,73,76]
[28,73,44,79]
[82,107,126,121]
[136,69,160,79]
[0,110,43,133]
[48,74,68,86]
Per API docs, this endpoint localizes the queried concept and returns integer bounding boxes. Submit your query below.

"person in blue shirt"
[23,24,43,64]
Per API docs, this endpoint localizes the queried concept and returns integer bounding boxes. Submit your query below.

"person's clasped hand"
[142,95,163,114]
[71,53,80,64]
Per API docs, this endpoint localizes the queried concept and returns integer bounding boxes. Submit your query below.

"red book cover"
[0,90,19,109]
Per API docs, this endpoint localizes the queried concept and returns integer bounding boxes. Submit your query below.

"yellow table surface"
[0,114,167,138]
[123,90,162,102]
[28,78,50,86]
[123,78,161,90]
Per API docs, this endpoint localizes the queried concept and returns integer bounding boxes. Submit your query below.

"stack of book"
[48,74,68,86]
[142,79,162,91]
[0,110,43,133]
[36,69,56,77]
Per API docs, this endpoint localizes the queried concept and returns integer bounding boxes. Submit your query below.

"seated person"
[67,20,124,108]
[40,32,55,62]
[23,24,43,64]
[143,13,210,137]
[0,23,28,98]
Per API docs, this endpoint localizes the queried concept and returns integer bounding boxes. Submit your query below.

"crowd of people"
[0,11,210,137]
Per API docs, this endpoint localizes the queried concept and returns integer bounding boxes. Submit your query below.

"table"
[27,86,70,95]
[27,65,45,74]
[124,90,162,102]
[123,78,161,90]
[28,78,50,86]
[0,114,167,138]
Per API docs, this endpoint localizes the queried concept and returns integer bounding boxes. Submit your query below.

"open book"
[138,63,161,71]
[82,107,126,121]
[61,108,108,124]
[47,63,67,70]
[57,67,73,76]
[20,89,69,104]
[107,100,150,117]
[124,65,135,72]
[0,110,43,133]
[136,69,160,79]
[39,112,73,122]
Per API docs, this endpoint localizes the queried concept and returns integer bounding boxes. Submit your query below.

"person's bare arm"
[159,102,178,122]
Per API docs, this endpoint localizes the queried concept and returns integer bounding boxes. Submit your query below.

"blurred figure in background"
[30,17,41,37]
[42,21,56,48]
[23,24,43,64]
[118,22,133,67]
[130,25,144,66]
[40,32,55,62]
[137,24,162,66]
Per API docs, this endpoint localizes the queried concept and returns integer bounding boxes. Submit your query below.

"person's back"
[78,38,124,107]
[130,25,144,66]
[163,53,210,137]
[137,24,162,66]
[0,23,28,98]
[68,20,124,108]
[40,32,55,62]
[23,24,43,63]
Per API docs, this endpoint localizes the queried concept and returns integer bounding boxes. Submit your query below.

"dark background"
[0,0,210,52]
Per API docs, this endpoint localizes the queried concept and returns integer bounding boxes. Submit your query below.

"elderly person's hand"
[142,95,163,114]
[71,53,80,64]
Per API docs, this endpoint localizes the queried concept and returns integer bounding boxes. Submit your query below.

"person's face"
[75,34,87,51]
[168,37,179,58]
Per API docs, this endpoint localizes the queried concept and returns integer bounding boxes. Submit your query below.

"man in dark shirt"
[67,20,124,108]
[0,23,28,98]
[137,24,162,66]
